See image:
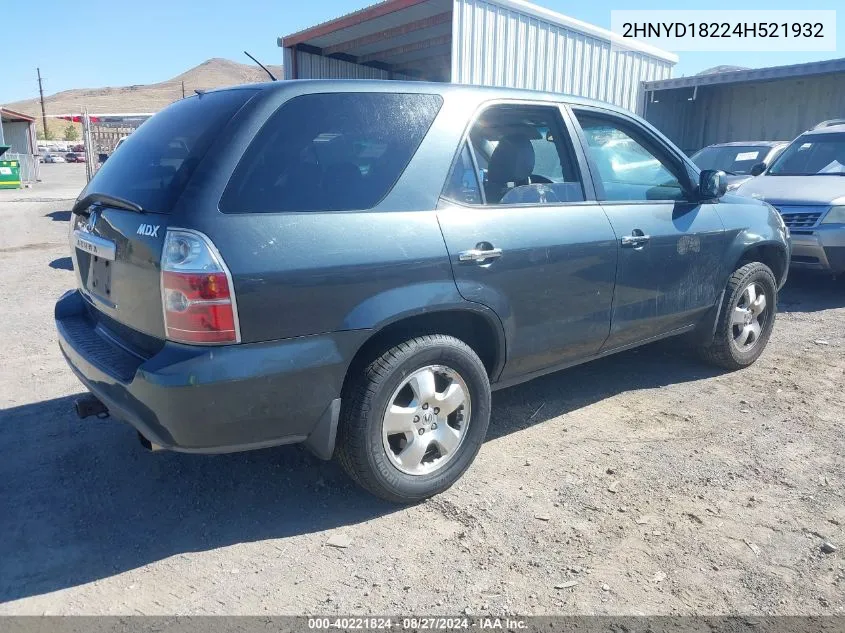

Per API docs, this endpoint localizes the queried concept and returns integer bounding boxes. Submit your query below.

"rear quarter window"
[220,92,443,213]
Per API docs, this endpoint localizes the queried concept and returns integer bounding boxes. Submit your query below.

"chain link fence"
[2,152,39,185]
[79,113,153,181]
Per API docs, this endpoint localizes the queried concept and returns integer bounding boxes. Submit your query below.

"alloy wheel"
[731,282,769,350]
[381,365,471,476]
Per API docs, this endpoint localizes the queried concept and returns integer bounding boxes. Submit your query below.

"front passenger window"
[575,113,684,202]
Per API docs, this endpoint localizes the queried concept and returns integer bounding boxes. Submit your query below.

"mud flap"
[303,398,341,460]
[692,289,726,346]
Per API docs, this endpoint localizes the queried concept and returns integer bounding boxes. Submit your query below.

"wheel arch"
[341,307,507,399]
[735,241,789,288]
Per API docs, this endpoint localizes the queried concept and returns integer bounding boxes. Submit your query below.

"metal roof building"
[279,0,676,112]
[0,108,38,185]
[641,58,845,155]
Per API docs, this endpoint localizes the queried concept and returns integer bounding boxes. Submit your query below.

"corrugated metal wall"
[451,0,672,111]
[286,49,390,79]
[0,120,38,184]
[643,72,845,154]
[1,121,35,155]
[284,49,419,81]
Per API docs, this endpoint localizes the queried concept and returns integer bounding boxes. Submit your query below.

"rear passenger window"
[222,93,442,213]
[459,104,584,205]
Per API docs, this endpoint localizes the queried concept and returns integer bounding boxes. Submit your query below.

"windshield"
[82,89,256,212]
[690,145,771,175]
[768,133,845,176]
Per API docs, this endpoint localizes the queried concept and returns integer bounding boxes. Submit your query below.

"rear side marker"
[160,228,241,345]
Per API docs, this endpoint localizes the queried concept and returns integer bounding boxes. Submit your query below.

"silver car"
[737,124,845,274]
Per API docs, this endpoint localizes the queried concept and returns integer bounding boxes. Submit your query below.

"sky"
[1,0,842,104]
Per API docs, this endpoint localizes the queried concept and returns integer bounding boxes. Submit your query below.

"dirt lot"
[1,165,842,616]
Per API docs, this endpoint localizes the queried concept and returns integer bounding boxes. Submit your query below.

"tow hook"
[74,394,109,419]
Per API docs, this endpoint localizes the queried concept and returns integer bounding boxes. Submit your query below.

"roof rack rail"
[812,119,845,130]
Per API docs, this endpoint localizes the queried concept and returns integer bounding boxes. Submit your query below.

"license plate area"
[85,256,113,302]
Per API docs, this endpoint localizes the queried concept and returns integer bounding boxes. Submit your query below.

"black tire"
[699,262,777,370]
[336,335,491,503]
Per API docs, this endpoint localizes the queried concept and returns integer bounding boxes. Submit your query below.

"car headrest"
[487,134,535,184]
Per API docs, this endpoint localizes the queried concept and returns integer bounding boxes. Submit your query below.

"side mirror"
[750,162,767,177]
[699,169,727,199]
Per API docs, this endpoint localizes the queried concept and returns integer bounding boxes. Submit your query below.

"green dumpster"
[0,145,21,189]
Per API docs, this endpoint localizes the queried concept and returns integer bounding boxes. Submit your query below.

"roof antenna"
[244,51,277,81]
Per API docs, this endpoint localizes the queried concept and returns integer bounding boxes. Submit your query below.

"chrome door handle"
[458,247,503,262]
[621,234,650,248]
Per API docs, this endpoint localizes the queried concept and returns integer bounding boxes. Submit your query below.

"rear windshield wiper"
[73,193,145,215]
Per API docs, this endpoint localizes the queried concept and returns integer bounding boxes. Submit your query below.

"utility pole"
[181,81,186,99]
[37,68,49,138]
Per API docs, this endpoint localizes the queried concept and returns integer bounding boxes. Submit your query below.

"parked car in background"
[57,81,790,502]
[43,154,66,163]
[65,153,86,163]
[691,141,789,191]
[736,123,845,274]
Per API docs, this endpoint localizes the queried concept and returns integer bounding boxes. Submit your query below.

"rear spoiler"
[73,192,145,215]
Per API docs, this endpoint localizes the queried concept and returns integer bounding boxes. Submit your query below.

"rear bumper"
[790,226,845,273]
[55,290,365,456]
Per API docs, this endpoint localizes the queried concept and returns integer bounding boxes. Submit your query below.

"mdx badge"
[137,224,160,237]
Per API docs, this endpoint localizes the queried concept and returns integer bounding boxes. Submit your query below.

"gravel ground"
[1,165,842,616]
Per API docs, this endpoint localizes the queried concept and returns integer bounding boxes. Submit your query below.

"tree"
[37,127,55,141]
[63,124,79,141]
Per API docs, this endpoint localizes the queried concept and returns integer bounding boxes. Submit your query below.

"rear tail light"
[160,228,240,344]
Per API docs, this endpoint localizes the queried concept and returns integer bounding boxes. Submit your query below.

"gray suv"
[56,81,790,502]
[737,123,845,274]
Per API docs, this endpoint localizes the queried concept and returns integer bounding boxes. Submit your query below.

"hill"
[3,58,283,137]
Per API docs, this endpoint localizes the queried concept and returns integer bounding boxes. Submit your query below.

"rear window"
[220,92,443,213]
[83,89,255,213]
